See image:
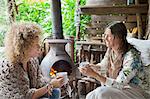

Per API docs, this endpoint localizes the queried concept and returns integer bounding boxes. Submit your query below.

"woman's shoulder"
[123,46,143,68]
[27,57,40,72]
[0,58,10,67]
[28,57,39,64]
[0,59,13,81]
[123,46,142,65]
[125,46,140,58]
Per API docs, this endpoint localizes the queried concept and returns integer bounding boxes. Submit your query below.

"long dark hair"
[106,21,129,54]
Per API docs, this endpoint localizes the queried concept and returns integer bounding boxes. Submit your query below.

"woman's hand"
[78,65,97,78]
[78,65,106,84]
[50,76,64,88]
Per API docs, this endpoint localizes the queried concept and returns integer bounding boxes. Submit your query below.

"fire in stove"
[50,67,57,77]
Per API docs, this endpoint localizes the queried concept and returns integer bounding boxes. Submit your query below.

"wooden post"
[68,36,75,62]
[135,0,143,39]
[7,0,17,23]
[75,0,81,40]
[146,0,150,39]
[76,26,80,41]
[77,80,86,95]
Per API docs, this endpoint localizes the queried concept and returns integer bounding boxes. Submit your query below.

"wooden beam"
[80,4,148,15]
[139,0,148,4]
[127,15,147,22]
[92,15,147,22]
[75,0,81,40]
[146,0,150,39]
[92,15,126,22]
[86,22,137,30]
[135,0,143,39]
[86,0,126,6]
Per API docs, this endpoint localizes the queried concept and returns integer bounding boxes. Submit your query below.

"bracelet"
[46,82,53,95]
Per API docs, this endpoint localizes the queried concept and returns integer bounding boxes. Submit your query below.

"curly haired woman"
[0,22,64,99]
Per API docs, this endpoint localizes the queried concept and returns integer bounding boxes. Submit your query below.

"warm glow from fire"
[50,67,57,77]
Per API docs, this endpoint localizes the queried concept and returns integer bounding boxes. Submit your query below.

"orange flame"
[50,67,57,77]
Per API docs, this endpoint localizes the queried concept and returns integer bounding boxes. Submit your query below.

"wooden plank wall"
[83,0,148,39]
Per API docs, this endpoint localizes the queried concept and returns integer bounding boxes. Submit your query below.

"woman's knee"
[53,88,61,94]
[86,87,104,99]
[49,88,61,99]
[86,90,96,99]
[98,86,116,97]
[86,86,114,99]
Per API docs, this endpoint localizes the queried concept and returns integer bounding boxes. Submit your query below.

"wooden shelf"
[80,4,148,15]
[76,41,105,45]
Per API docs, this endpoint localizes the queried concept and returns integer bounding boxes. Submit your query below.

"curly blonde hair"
[5,22,42,64]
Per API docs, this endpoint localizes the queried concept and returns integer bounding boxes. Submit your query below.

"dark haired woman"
[79,21,147,99]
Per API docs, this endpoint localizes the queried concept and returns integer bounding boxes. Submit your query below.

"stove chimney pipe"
[51,0,64,39]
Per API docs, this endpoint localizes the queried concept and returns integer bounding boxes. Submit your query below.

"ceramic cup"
[79,61,89,68]
[56,72,69,85]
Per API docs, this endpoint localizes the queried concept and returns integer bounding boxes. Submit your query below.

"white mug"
[56,72,69,85]
[79,61,89,68]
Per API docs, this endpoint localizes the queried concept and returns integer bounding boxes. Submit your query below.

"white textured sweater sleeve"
[104,49,142,89]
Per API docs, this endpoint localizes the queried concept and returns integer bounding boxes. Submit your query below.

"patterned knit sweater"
[0,58,47,99]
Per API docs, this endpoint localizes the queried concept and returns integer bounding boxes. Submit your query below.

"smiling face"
[104,21,128,54]
[104,28,120,49]
[104,28,114,48]
[28,38,41,58]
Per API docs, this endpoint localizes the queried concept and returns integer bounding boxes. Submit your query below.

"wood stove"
[40,0,75,98]
[40,39,74,78]
[39,0,74,77]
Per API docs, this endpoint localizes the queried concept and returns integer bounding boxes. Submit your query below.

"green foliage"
[16,0,90,38]
[16,1,52,37]
[0,31,5,47]
[0,0,8,47]
[80,15,91,39]
[0,0,7,25]
[0,0,90,47]
[77,0,91,39]
[80,0,86,5]
[62,0,91,37]
[62,0,76,36]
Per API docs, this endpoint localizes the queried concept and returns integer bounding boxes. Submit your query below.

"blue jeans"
[41,88,61,99]
[49,88,61,99]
